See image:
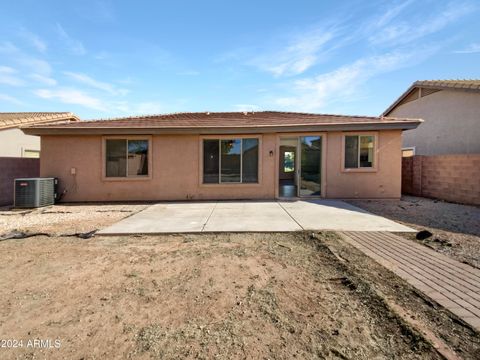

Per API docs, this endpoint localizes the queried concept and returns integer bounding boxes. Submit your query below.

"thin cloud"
[30,73,57,86]
[273,48,436,111]
[0,66,16,73]
[0,93,23,105]
[34,88,106,111]
[33,87,139,114]
[56,23,86,55]
[20,58,52,76]
[454,42,480,53]
[245,1,474,112]
[63,71,128,95]
[0,41,52,77]
[249,26,338,77]
[369,1,475,46]
[19,28,47,53]
[219,22,343,77]
[0,66,24,86]
[372,0,415,29]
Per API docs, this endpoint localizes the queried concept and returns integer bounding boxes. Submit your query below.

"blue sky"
[0,0,479,119]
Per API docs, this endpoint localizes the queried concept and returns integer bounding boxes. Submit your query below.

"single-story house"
[22,111,422,202]
[383,80,480,156]
[0,112,79,157]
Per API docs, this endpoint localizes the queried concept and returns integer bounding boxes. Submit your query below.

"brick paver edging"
[339,231,480,331]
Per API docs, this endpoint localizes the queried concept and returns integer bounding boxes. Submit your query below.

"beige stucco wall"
[0,128,41,157]
[40,130,402,202]
[325,130,401,199]
[41,134,277,202]
[388,89,480,155]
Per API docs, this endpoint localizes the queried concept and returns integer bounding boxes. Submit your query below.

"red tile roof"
[26,111,419,129]
[22,111,422,135]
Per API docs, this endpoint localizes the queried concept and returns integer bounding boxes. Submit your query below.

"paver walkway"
[340,231,480,331]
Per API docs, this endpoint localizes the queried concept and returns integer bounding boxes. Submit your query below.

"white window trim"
[102,135,153,181]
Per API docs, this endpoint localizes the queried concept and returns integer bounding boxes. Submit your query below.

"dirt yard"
[0,203,148,235]
[348,196,480,269]
[0,204,479,359]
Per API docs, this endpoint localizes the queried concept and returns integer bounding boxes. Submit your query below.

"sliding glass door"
[278,136,322,197]
[299,136,322,196]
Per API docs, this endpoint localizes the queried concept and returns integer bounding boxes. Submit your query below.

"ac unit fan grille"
[14,178,56,208]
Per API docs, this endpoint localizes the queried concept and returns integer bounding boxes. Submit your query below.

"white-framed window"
[203,138,259,184]
[104,138,150,178]
[402,147,415,157]
[344,135,375,169]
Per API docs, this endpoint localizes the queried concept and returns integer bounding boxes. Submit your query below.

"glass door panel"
[299,136,322,196]
[279,137,299,198]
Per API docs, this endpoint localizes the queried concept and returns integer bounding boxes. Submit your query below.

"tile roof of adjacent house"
[414,79,480,90]
[383,79,480,116]
[22,111,422,135]
[0,112,79,130]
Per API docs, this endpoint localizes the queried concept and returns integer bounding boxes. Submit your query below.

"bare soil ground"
[0,203,148,235]
[348,196,480,269]
[0,204,479,359]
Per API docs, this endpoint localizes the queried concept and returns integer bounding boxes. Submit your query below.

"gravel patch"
[0,203,148,236]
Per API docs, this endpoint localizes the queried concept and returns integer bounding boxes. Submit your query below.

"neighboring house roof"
[0,112,80,130]
[383,79,480,116]
[23,111,422,135]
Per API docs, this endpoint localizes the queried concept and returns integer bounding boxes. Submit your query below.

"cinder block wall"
[0,157,40,206]
[402,155,480,205]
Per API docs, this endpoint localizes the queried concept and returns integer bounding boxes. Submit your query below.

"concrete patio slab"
[203,201,301,232]
[279,200,414,232]
[98,200,415,235]
[98,202,216,234]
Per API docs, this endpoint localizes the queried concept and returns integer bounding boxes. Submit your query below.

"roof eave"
[22,121,422,136]
[382,84,417,117]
